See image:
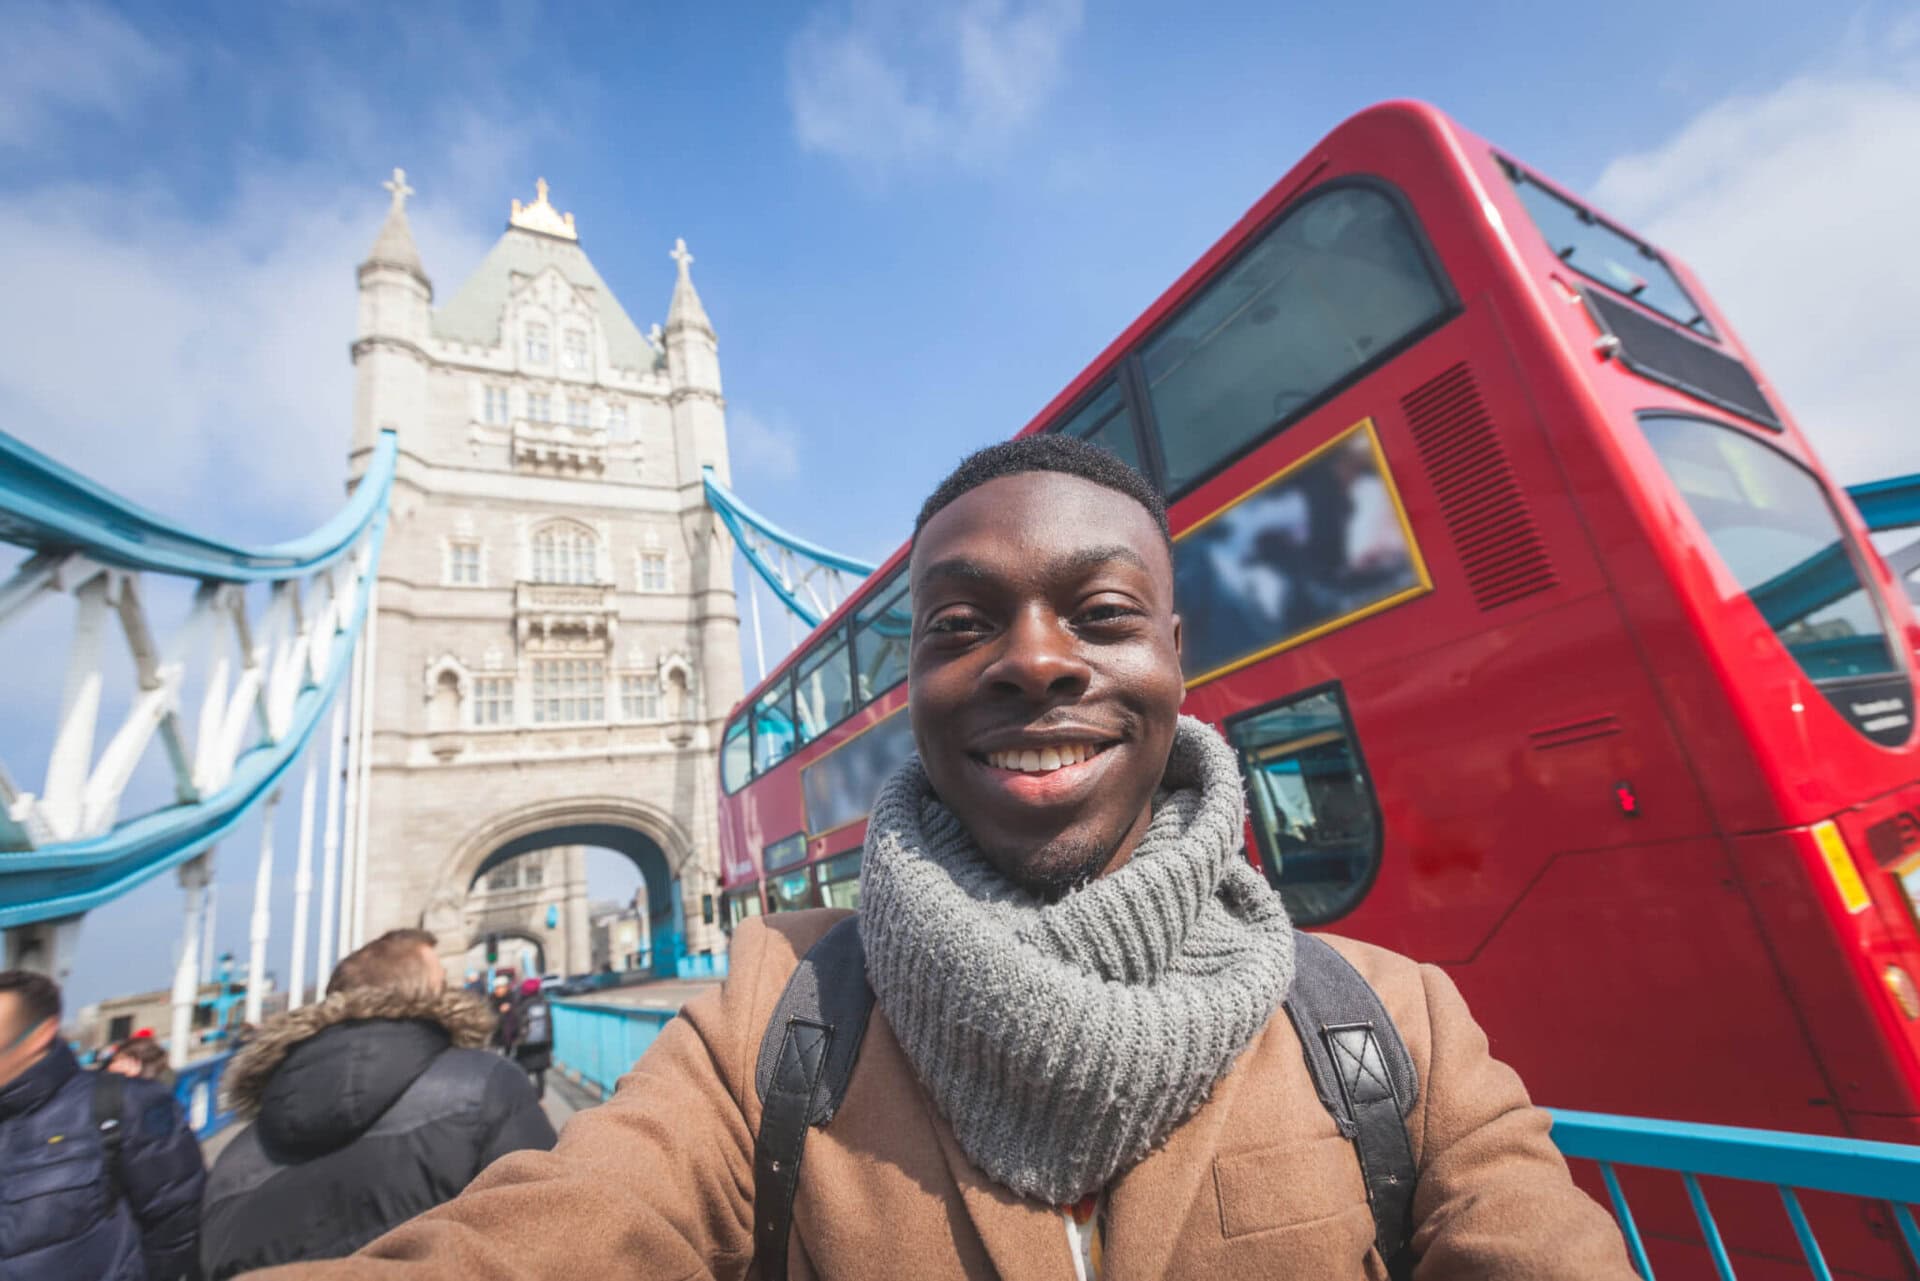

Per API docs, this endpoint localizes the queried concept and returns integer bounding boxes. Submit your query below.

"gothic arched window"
[531,520,600,585]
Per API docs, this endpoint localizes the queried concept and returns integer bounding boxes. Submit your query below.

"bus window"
[1227,686,1380,924]
[721,714,752,793]
[1143,185,1450,496]
[818,851,862,910]
[1055,381,1142,475]
[723,882,762,930]
[1641,414,1914,746]
[802,709,918,835]
[767,866,819,914]
[1501,160,1711,336]
[754,673,797,772]
[797,629,856,745]
[854,569,911,703]
[764,831,807,872]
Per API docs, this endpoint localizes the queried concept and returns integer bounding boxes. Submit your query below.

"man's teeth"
[986,744,1104,772]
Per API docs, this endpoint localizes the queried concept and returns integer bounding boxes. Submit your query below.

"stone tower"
[347,171,744,976]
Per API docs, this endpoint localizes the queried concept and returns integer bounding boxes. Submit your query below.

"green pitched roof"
[432,227,656,374]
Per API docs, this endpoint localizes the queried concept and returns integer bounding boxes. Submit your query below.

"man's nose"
[987,607,1091,700]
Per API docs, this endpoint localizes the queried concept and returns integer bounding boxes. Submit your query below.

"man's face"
[0,994,55,1090]
[909,472,1184,896]
[492,977,510,998]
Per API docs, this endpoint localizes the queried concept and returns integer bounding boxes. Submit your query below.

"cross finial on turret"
[383,167,414,211]
[671,237,694,279]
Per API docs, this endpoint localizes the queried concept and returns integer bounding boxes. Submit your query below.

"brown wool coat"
[262,910,1636,1280]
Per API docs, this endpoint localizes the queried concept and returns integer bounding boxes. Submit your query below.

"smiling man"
[268,438,1633,1280]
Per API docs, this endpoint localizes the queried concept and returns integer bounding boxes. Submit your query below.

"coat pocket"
[0,1153,111,1257]
[1212,1134,1370,1239]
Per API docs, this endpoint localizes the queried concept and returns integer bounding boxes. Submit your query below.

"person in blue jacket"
[0,969,206,1280]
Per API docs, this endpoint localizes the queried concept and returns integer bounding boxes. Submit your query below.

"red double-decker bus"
[716,101,1920,1276]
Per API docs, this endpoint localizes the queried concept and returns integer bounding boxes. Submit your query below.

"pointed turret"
[352,167,432,466]
[362,168,429,288]
[666,238,715,338]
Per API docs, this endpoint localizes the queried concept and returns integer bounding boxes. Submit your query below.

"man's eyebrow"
[1058,544,1152,576]
[917,544,1152,588]
[916,556,995,586]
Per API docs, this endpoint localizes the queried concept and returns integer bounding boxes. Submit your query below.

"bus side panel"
[1445,836,1837,1127]
[1310,590,1717,963]
[1729,828,1920,1119]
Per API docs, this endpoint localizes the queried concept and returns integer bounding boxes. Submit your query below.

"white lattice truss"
[0,542,374,852]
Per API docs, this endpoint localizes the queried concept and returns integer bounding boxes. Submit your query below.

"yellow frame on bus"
[1176,417,1432,689]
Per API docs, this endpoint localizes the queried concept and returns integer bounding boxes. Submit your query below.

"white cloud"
[788,0,1083,178]
[1592,70,1920,484]
[729,405,804,482]
[0,169,501,533]
[0,3,181,148]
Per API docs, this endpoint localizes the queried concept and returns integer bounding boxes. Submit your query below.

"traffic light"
[485,933,499,965]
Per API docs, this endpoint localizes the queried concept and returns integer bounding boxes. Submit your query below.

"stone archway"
[424,795,707,980]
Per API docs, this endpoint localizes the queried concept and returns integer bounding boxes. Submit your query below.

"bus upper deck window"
[721,715,752,792]
[797,631,856,744]
[1143,185,1449,497]
[1055,381,1143,475]
[1501,161,1711,337]
[1641,413,1914,746]
[854,570,912,703]
[754,673,798,772]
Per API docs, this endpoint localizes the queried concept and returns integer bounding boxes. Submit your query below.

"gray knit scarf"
[858,715,1296,1205]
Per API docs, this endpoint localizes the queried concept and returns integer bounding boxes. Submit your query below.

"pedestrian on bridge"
[102,1033,175,1088]
[199,928,555,1278]
[512,976,554,1100]
[0,969,205,1281]
[250,440,1635,1278]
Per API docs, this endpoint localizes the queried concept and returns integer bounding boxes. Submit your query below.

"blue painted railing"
[549,1000,678,1099]
[1550,1108,1920,1279]
[174,1050,236,1141]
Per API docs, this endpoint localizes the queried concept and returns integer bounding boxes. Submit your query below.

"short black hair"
[0,970,61,1034]
[913,434,1170,548]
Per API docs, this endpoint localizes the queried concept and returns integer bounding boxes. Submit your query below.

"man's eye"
[925,613,988,634]
[1079,603,1142,625]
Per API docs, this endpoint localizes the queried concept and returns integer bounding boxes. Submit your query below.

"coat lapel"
[919,1090,1072,1281]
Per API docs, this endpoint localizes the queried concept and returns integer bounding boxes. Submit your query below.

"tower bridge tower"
[347,171,742,976]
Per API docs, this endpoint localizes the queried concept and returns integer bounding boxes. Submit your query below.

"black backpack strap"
[1283,932,1420,1281]
[751,917,873,1281]
[91,1070,126,1203]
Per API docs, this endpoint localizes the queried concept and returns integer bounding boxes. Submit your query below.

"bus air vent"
[1527,714,1624,751]
[1402,362,1558,611]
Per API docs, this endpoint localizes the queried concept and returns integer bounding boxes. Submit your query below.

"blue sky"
[4,0,1918,1010]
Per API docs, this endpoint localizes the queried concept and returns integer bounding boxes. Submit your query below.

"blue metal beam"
[1847,473,1920,533]
[703,465,875,628]
[0,432,397,580]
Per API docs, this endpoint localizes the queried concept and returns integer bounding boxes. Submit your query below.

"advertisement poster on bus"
[1173,420,1428,684]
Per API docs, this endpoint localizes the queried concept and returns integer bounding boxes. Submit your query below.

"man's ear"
[26,1017,57,1058]
[1171,613,1183,664]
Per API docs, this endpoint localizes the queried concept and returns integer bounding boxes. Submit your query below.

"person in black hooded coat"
[199,929,555,1278]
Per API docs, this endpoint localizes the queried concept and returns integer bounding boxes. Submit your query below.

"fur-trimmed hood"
[224,987,494,1136]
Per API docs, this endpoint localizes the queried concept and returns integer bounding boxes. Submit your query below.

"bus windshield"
[1642,414,1914,745]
